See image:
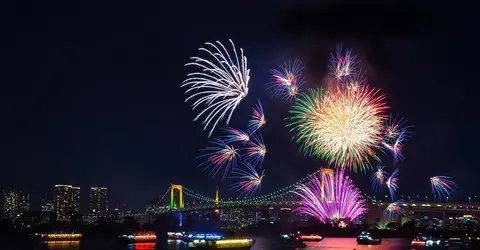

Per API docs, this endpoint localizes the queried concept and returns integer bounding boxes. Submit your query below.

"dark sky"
[1,0,478,211]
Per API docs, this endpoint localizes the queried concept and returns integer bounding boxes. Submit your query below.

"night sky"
[1,0,478,211]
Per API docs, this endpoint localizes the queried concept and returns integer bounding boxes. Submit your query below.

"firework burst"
[221,128,250,144]
[247,99,266,134]
[268,59,305,102]
[182,39,250,137]
[382,200,405,223]
[287,85,388,172]
[382,115,412,164]
[197,138,240,180]
[386,168,399,201]
[370,166,389,192]
[430,176,458,200]
[293,169,367,225]
[330,44,358,83]
[230,163,265,198]
[243,133,267,167]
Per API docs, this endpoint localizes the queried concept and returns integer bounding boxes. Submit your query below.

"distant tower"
[89,187,108,217]
[54,185,80,221]
[215,187,219,213]
[1,190,29,218]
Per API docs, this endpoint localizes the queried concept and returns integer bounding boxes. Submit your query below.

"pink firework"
[370,166,389,192]
[267,59,305,102]
[330,44,358,82]
[243,133,267,167]
[222,128,250,144]
[382,115,412,165]
[197,138,240,180]
[230,163,265,198]
[247,99,266,134]
[386,168,399,201]
[293,169,367,225]
[430,176,458,200]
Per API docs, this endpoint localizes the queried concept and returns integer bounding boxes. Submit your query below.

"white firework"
[182,39,250,137]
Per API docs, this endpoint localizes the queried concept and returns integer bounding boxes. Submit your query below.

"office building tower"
[1,190,29,218]
[54,185,80,220]
[89,187,108,217]
[41,197,54,213]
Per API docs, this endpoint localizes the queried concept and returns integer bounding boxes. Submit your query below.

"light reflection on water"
[45,238,412,250]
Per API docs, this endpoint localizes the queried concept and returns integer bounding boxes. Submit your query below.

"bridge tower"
[215,187,219,213]
[170,184,184,209]
[321,168,334,200]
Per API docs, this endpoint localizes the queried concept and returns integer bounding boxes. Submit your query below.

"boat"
[280,234,307,248]
[36,233,82,242]
[118,231,156,243]
[300,234,323,242]
[356,231,381,245]
[410,234,448,248]
[190,238,255,249]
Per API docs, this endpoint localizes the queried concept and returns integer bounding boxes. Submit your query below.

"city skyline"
[1,1,476,210]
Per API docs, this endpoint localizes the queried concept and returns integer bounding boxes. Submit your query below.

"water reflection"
[46,240,80,249]
[128,242,156,249]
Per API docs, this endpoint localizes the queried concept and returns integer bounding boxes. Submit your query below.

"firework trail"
[293,169,367,226]
[382,115,412,165]
[382,200,405,223]
[247,99,266,134]
[197,138,240,180]
[230,163,265,198]
[330,44,358,83]
[430,176,458,200]
[243,133,267,167]
[182,40,250,137]
[386,168,399,201]
[221,128,250,144]
[286,86,388,172]
[267,59,305,102]
[370,166,389,192]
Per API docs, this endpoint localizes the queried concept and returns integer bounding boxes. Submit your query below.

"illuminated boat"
[190,238,255,249]
[410,234,448,248]
[119,231,156,242]
[300,234,323,242]
[279,234,307,248]
[356,231,381,245]
[36,233,82,242]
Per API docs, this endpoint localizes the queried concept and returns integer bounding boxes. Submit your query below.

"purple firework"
[293,169,367,226]
[386,168,399,201]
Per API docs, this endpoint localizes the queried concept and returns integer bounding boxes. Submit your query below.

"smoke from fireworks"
[386,168,399,201]
[268,59,305,102]
[222,128,250,144]
[430,176,458,200]
[243,133,267,167]
[197,138,240,180]
[370,166,389,192]
[287,86,388,172]
[247,99,266,134]
[230,163,265,198]
[182,39,250,137]
[293,169,367,225]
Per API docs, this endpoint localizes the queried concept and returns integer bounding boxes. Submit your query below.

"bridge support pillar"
[442,210,447,229]
[176,212,183,228]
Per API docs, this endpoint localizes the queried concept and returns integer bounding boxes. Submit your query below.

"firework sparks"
[382,115,412,165]
[243,133,267,167]
[268,59,305,102]
[430,176,458,200]
[386,168,399,201]
[197,138,240,180]
[370,166,389,192]
[182,39,250,137]
[382,200,405,223]
[230,163,265,198]
[287,85,388,172]
[330,44,358,82]
[221,128,250,144]
[293,169,367,225]
[247,99,266,134]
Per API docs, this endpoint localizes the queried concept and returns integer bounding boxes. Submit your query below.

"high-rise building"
[1,190,29,219]
[89,187,108,217]
[54,185,80,220]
